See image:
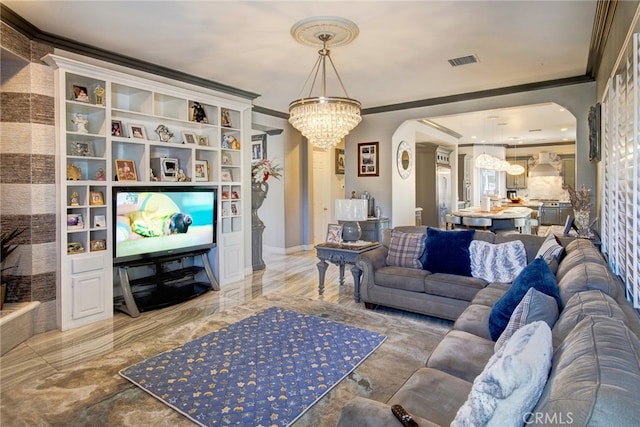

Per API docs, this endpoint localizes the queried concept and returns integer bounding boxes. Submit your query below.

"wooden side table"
[315,242,380,302]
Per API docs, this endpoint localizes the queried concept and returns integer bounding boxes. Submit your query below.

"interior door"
[312,148,331,244]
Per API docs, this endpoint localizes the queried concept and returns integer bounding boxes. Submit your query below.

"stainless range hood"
[529,152,560,177]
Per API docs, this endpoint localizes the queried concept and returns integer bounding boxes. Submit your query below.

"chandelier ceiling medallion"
[288,17,362,149]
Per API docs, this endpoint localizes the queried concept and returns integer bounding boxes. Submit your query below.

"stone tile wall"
[1,22,57,331]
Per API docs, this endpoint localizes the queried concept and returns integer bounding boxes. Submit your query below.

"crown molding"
[0,4,260,101]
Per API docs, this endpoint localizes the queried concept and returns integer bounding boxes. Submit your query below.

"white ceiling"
[5,1,596,147]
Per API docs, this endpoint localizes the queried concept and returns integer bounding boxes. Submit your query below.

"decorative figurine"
[70,192,80,206]
[93,84,105,105]
[192,102,208,123]
[66,163,82,180]
[95,168,105,181]
[176,169,190,182]
[154,124,174,142]
[150,168,158,182]
[222,134,240,150]
[71,113,89,133]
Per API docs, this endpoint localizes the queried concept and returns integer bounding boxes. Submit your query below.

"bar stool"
[444,214,462,230]
[463,217,492,230]
[530,210,540,235]
[513,217,527,233]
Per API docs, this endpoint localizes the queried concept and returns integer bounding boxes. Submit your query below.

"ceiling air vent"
[448,54,479,67]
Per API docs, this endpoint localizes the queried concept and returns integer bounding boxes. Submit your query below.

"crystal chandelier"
[288,18,362,149]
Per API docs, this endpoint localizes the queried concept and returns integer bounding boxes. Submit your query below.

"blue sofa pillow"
[423,228,475,276]
[488,257,562,340]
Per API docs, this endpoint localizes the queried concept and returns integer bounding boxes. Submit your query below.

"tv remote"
[391,404,419,427]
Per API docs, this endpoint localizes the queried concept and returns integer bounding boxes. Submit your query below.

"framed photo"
[335,148,345,174]
[195,160,208,182]
[67,213,84,230]
[221,168,233,182]
[221,152,232,166]
[588,103,601,161]
[72,84,89,102]
[127,124,146,139]
[115,159,138,181]
[89,191,104,205]
[182,131,197,144]
[326,224,343,244]
[197,135,209,146]
[357,142,380,177]
[67,241,84,255]
[68,140,94,157]
[90,239,106,252]
[111,120,124,137]
[221,190,230,200]
[230,203,238,216]
[251,134,267,160]
[94,214,106,228]
[231,190,239,200]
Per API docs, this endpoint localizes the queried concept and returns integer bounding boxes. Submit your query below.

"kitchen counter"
[451,206,533,233]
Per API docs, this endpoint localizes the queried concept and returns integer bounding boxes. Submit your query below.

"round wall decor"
[397,140,413,179]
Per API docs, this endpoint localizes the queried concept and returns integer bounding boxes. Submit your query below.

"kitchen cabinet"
[561,157,575,189]
[505,159,528,189]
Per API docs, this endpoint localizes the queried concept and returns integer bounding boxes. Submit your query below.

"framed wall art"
[357,142,379,177]
[251,134,267,160]
[588,102,601,161]
[335,148,345,174]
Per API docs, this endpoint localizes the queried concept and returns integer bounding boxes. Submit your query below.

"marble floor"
[0,248,452,426]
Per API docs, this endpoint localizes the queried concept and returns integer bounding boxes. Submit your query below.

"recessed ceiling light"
[471,135,477,139]
[560,127,568,132]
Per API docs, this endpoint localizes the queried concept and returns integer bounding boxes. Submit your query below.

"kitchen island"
[451,206,533,233]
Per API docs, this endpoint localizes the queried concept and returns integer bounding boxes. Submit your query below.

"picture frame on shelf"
[94,214,106,228]
[115,159,138,181]
[231,203,238,216]
[111,120,124,137]
[335,148,345,174]
[67,241,84,255]
[326,224,343,244]
[72,84,90,102]
[231,190,239,200]
[357,141,380,177]
[221,108,232,127]
[221,152,232,166]
[67,213,84,230]
[221,168,233,182]
[127,124,146,139]
[89,191,104,205]
[90,239,106,252]
[68,140,94,157]
[195,160,208,182]
[182,131,197,144]
[221,190,230,200]
[198,135,209,146]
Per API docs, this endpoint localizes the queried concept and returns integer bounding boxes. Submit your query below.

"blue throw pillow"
[423,228,475,276]
[488,257,562,340]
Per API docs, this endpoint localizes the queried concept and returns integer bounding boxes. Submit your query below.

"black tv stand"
[115,249,219,317]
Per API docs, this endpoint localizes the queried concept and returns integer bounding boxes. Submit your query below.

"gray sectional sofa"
[338,229,640,426]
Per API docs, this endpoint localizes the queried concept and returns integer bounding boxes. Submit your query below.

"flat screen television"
[113,186,216,265]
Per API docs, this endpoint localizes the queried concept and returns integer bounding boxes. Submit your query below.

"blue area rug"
[120,307,386,426]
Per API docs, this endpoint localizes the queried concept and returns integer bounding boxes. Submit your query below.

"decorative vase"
[251,181,269,227]
[574,209,591,238]
[251,181,269,270]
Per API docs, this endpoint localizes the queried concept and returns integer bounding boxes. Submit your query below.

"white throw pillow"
[451,321,553,427]
[469,240,527,283]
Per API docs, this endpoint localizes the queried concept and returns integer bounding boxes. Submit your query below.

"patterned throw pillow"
[535,234,564,274]
[469,240,527,283]
[386,230,426,269]
[494,287,560,352]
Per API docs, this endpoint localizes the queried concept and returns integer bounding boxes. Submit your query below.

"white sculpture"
[72,113,89,133]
